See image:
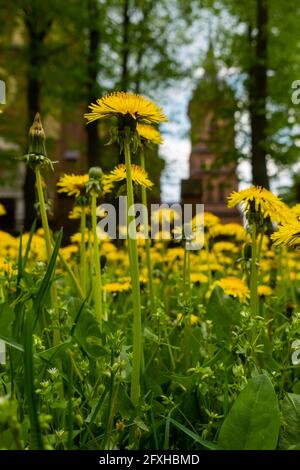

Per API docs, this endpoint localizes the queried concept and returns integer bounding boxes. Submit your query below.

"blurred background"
[0,0,300,234]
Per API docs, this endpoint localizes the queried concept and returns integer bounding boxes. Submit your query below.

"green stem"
[183,248,187,300]
[35,168,52,261]
[256,225,265,264]
[35,167,59,345]
[140,149,155,312]
[187,249,191,293]
[91,192,103,326]
[80,208,87,295]
[250,223,259,316]
[124,138,142,407]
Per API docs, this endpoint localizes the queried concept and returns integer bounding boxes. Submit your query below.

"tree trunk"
[23,22,47,230]
[248,0,269,189]
[86,0,101,168]
[121,0,130,91]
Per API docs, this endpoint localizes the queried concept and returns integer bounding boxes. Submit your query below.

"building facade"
[181,46,240,222]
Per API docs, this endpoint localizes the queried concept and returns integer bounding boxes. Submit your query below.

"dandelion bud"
[89,166,103,180]
[28,112,47,156]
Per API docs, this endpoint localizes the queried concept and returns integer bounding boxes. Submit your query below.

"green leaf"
[74,310,106,358]
[0,303,14,338]
[169,417,220,450]
[218,374,280,450]
[206,286,242,340]
[279,393,300,450]
[37,339,72,363]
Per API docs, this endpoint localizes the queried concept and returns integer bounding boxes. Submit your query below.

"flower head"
[57,174,89,198]
[103,281,131,293]
[271,219,300,247]
[151,207,180,224]
[68,206,91,220]
[216,277,250,303]
[291,203,300,221]
[228,186,290,224]
[258,285,273,296]
[104,164,153,190]
[209,223,246,241]
[137,123,163,145]
[0,204,6,217]
[84,91,167,125]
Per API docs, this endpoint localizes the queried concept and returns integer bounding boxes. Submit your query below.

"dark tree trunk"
[121,0,130,91]
[248,0,269,188]
[23,16,49,230]
[86,0,101,168]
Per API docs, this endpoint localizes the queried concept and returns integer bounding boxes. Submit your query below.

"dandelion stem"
[91,192,103,326]
[80,208,87,295]
[35,167,59,345]
[140,149,155,312]
[250,223,259,316]
[124,138,142,407]
[35,168,52,261]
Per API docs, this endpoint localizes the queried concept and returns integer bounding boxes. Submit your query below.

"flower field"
[1,93,300,451]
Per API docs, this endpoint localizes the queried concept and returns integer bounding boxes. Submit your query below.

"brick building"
[181,45,240,222]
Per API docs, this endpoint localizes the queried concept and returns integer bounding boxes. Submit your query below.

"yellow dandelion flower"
[189,314,200,326]
[190,273,209,284]
[271,219,300,247]
[60,245,78,261]
[68,206,91,220]
[0,204,6,216]
[103,281,131,293]
[291,203,300,220]
[216,277,250,303]
[204,212,220,228]
[212,241,239,253]
[228,186,290,224]
[137,123,163,145]
[0,259,17,276]
[71,231,89,244]
[57,174,89,198]
[104,164,153,190]
[258,285,273,296]
[96,226,111,241]
[209,223,246,241]
[84,91,167,125]
[151,207,180,223]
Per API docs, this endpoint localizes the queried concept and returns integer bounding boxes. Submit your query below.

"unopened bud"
[89,166,103,180]
[28,113,47,156]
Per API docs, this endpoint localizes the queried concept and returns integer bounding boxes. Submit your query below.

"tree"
[192,0,300,188]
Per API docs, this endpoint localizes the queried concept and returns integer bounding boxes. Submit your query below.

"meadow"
[1,92,300,450]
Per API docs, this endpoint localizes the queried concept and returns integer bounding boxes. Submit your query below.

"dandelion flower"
[258,285,273,296]
[0,204,6,216]
[228,186,290,224]
[209,223,246,241]
[104,164,153,189]
[103,281,131,293]
[137,123,163,145]
[190,273,209,284]
[84,91,167,125]
[271,219,300,247]
[216,277,250,303]
[212,241,239,253]
[291,203,300,221]
[151,207,180,224]
[68,206,91,220]
[57,174,88,198]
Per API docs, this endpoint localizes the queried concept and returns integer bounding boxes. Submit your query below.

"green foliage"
[218,374,280,450]
[279,393,300,450]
